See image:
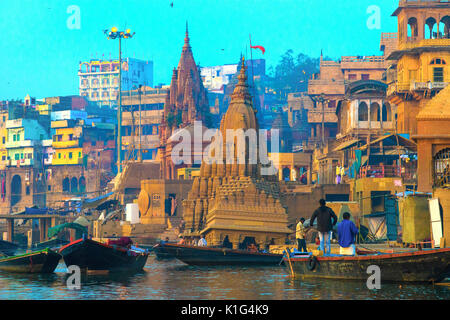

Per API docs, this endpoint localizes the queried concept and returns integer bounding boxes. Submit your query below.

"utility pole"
[138,84,142,162]
[104,27,135,173]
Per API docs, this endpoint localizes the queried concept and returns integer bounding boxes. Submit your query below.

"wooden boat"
[284,247,450,283]
[0,248,61,273]
[154,243,284,266]
[153,243,177,260]
[0,240,19,256]
[33,238,69,250]
[59,238,149,272]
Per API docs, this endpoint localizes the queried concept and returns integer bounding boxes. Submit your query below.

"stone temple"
[182,57,291,249]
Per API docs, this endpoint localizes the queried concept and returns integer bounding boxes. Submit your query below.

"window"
[348,74,357,80]
[48,185,51,191]
[434,67,444,82]
[1,156,4,161]
[58,153,61,159]
[12,135,16,142]
[361,74,370,80]
[358,102,368,121]
[20,153,23,159]
[26,186,30,195]
[430,58,446,65]
[2,137,5,144]
[69,152,73,159]
[79,152,82,158]
[15,154,19,160]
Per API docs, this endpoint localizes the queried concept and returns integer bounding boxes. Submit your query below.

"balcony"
[410,81,448,91]
[5,140,36,148]
[122,135,160,149]
[357,165,416,184]
[398,38,450,51]
[307,110,338,123]
[52,139,81,149]
[387,82,411,96]
[9,158,34,167]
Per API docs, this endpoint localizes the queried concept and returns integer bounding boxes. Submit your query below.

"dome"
[220,57,258,132]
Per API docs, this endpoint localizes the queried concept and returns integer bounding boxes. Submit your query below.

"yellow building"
[0,110,8,169]
[387,0,450,136]
[51,121,83,165]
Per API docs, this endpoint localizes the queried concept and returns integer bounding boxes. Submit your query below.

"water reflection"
[0,254,448,300]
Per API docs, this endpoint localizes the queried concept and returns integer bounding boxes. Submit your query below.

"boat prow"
[0,248,61,273]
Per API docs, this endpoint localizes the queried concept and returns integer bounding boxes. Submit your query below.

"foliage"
[166,111,175,128]
[267,50,322,102]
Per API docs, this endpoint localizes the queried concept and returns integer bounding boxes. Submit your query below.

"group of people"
[176,234,207,247]
[295,199,359,255]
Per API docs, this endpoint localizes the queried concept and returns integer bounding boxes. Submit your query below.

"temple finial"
[184,21,190,46]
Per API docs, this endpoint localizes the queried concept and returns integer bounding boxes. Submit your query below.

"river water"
[0,254,449,300]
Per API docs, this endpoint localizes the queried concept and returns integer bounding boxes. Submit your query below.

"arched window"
[62,177,70,193]
[370,102,381,122]
[430,58,446,65]
[382,103,392,122]
[11,175,22,207]
[434,148,450,187]
[70,177,78,194]
[79,176,86,193]
[425,17,438,39]
[407,17,418,40]
[358,102,368,121]
[441,16,450,39]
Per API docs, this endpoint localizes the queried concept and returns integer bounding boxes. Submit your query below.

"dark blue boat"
[59,238,149,272]
[154,243,283,266]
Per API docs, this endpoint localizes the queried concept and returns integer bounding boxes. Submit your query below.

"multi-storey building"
[120,86,167,162]
[307,50,391,147]
[78,58,153,108]
[200,59,265,94]
[387,0,450,137]
[0,105,8,170]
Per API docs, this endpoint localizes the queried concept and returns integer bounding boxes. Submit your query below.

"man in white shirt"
[198,234,207,247]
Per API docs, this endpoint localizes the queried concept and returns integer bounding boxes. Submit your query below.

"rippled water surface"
[0,255,449,300]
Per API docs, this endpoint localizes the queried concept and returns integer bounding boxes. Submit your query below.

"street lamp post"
[138,84,142,162]
[104,27,135,173]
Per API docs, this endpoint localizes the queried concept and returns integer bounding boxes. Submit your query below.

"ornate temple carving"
[159,23,212,179]
[182,58,291,249]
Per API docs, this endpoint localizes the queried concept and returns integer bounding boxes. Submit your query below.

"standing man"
[296,218,308,252]
[337,212,359,255]
[310,199,338,255]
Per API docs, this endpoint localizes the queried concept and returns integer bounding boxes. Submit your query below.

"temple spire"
[184,21,190,49]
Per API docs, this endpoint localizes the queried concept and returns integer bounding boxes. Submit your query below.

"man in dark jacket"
[310,199,338,255]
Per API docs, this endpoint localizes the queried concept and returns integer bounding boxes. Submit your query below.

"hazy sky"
[0,0,399,100]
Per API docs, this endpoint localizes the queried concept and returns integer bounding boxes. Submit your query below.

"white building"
[78,58,153,108]
[200,64,238,94]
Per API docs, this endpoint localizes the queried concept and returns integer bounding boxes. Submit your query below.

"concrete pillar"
[39,218,46,242]
[7,219,14,242]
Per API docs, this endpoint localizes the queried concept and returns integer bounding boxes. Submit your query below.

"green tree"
[268,50,322,102]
